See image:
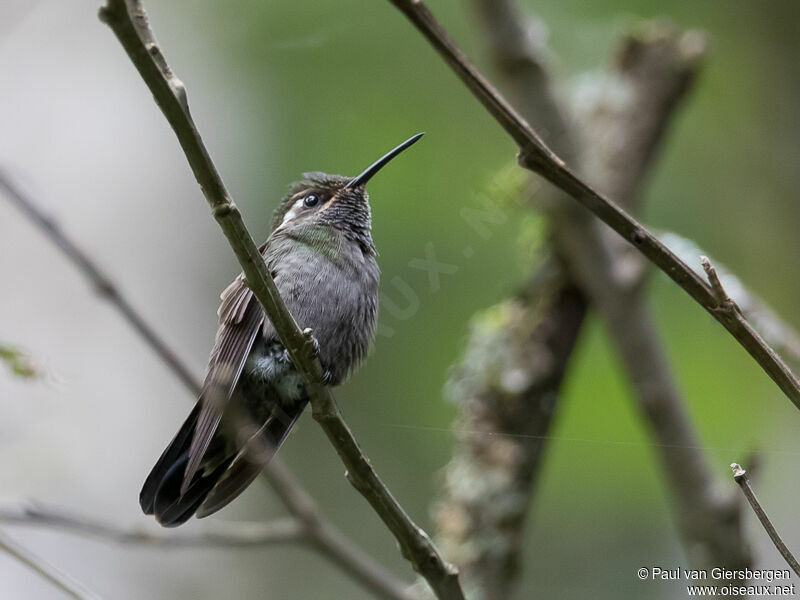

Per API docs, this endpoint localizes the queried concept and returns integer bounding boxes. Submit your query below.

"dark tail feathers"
[140,400,306,527]
[139,404,233,528]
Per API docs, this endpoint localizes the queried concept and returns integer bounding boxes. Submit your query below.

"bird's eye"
[303,194,319,208]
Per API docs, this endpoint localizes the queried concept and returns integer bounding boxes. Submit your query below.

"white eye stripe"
[280,197,306,227]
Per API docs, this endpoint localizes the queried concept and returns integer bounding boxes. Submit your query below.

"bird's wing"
[183,235,304,493]
[182,274,262,493]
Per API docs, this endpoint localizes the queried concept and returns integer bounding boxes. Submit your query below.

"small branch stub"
[701,255,732,309]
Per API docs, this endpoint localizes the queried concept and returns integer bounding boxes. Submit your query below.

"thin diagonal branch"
[0,170,200,396]
[0,168,410,600]
[98,1,462,598]
[0,529,101,600]
[545,23,751,576]
[435,7,749,596]
[386,0,800,410]
[731,463,800,577]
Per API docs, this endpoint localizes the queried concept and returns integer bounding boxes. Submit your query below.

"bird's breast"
[269,237,379,384]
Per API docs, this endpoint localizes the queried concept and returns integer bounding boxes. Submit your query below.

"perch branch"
[731,463,800,577]
[0,167,410,600]
[386,0,800,410]
[0,529,101,600]
[99,1,462,597]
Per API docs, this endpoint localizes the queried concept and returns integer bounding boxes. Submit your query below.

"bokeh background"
[1,0,799,598]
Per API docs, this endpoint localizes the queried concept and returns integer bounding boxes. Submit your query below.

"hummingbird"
[140,133,424,527]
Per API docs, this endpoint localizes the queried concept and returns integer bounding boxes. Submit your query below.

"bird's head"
[271,133,423,252]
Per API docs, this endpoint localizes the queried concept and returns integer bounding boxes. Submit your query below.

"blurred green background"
[1,0,799,598]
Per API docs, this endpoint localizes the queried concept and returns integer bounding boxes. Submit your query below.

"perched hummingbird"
[140,133,423,527]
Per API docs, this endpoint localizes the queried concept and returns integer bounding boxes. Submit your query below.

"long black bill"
[345,132,424,189]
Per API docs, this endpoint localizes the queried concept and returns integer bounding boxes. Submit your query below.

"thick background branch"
[435,275,585,599]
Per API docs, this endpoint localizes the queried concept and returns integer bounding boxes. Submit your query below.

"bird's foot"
[300,328,332,385]
[276,332,321,366]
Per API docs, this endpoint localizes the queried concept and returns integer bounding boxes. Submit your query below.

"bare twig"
[0,162,410,600]
[0,529,101,600]
[0,504,304,548]
[98,1,462,597]
[701,256,734,308]
[731,463,800,577]
[386,0,800,411]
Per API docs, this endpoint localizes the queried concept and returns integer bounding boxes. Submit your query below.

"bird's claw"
[300,328,332,385]
[277,331,325,381]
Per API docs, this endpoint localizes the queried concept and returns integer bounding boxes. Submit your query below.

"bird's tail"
[139,400,306,527]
